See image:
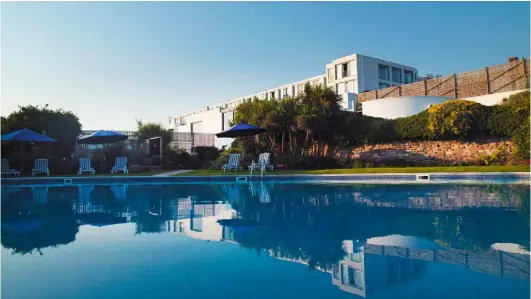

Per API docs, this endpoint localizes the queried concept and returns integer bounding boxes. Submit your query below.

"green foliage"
[514,117,530,160]
[134,120,172,148]
[232,83,342,165]
[1,104,82,157]
[394,110,431,140]
[193,146,220,167]
[427,100,491,139]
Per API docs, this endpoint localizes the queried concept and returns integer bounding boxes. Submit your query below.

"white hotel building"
[167,53,419,149]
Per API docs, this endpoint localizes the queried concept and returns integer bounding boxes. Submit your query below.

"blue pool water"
[1,182,530,299]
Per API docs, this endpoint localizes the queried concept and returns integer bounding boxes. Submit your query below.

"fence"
[358,58,530,102]
[170,132,216,153]
[77,130,216,154]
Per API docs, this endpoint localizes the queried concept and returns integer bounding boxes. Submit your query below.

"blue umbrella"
[77,131,128,172]
[1,129,56,143]
[77,130,128,144]
[215,123,266,138]
[1,129,56,173]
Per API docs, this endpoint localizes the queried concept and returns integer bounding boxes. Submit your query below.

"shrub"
[193,146,220,167]
[514,117,530,160]
[394,110,431,140]
[427,100,490,139]
[487,105,519,136]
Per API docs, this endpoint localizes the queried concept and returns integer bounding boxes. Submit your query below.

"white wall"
[462,89,528,106]
[175,108,233,148]
[361,96,450,119]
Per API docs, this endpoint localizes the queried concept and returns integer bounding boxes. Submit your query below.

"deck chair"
[248,152,274,171]
[111,184,128,201]
[221,154,241,171]
[1,159,20,177]
[32,159,50,176]
[78,158,96,175]
[111,157,128,174]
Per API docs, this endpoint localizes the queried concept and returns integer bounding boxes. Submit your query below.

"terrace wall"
[334,138,516,166]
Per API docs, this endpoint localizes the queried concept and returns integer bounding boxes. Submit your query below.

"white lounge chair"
[111,156,128,174]
[248,152,274,171]
[221,154,241,171]
[1,159,20,177]
[32,159,50,176]
[78,158,96,175]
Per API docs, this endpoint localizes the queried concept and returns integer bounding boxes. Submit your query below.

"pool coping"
[1,172,529,186]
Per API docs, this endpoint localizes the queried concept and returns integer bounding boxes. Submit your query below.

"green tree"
[134,120,172,148]
[232,83,343,165]
[1,104,82,157]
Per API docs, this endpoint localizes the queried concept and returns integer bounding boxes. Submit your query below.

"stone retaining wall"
[335,138,515,165]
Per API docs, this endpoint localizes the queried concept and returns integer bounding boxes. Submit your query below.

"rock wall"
[335,138,516,166]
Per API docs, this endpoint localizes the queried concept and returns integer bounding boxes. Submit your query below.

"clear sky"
[2,1,529,131]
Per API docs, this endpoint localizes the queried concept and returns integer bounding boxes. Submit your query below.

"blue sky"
[2,1,529,130]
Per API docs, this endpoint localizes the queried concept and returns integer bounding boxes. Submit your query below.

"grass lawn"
[176,165,529,176]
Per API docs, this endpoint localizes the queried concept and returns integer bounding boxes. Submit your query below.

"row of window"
[378,64,416,84]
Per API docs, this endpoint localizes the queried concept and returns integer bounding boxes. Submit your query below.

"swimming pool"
[2,182,530,299]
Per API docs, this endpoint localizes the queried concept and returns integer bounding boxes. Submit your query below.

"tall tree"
[1,104,82,157]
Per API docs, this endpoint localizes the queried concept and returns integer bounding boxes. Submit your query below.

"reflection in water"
[1,182,529,298]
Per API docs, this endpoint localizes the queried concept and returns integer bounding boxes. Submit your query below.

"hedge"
[346,90,530,159]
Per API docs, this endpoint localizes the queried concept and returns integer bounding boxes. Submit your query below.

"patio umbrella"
[77,130,128,144]
[1,129,57,173]
[215,123,266,138]
[77,130,128,171]
[216,123,266,160]
[1,129,57,143]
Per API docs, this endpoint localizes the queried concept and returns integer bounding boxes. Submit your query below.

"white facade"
[326,54,418,110]
[362,96,450,119]
[167,53,419,148]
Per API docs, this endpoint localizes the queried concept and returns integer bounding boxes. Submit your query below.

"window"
[291,85,295,96]
[169,118,172,125]
[342,63,349,78]
[270,91,275,99]
[404,70,414,83]
[379,82,390,89]
[282,88,288,98]
[378,64,390,81]
[392,67,402,83]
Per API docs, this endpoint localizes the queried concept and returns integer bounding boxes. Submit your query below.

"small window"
[392,67,402,83]
[378,64,390,81]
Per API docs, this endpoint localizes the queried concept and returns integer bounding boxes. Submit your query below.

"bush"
[514,117,530,160]
[164,148,199,169]
[427,100,490,139]
[394,110,431,140]
[487,105,520,136]
[193,146,220,167]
